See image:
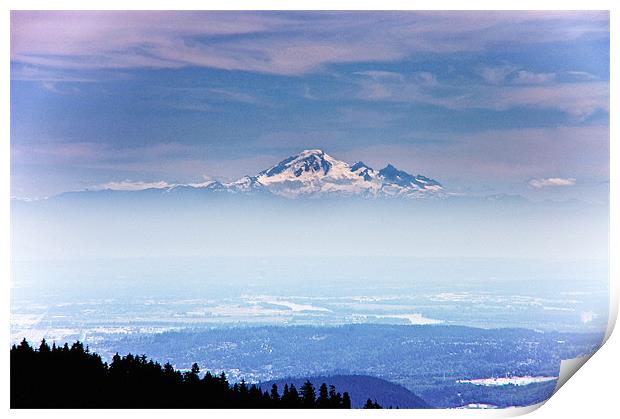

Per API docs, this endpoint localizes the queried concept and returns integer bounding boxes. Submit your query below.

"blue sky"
[10,11,609,201]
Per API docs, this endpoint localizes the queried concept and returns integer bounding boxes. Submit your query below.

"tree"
[317,383,329,408]
[288,384,300,408]
[270,383,280,402]
[18,338,33,353]
[282,383,290,406]
[163,362,175,375]
[11,339,360,409]
[342,392,351,409]
[39,339,50,353]
[191,362,200,375]
[363,398,382,409]
[328,384,342,407]
[300,380,316,407]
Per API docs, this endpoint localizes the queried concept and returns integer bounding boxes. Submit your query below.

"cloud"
[478,64,518,84]
[11,65,103,82]
[565,71,598,81]
[41,81,61,93]
[11,141,205,167]
[485,82,609,118]
[39,81,83,95]
[13,142,108,163]
[344,125,608,183]
[95,180,174,191]
[356,69,608,118]
[528,177,577,188]
[10,11,609,75]
[511,70,556,85]
[154,86,266,113]
[353,70,404,81]
[478,66,556,86]
[11,139,287,185]
[412,72,439,87]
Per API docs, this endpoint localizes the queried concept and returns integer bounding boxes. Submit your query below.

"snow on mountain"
[88,149,443,199]
[227,175,265,193]
[166,179,228,194]
[252,149,442,198]
[255,149,383,198]
[350,161,375,181]
[376,164,444,197]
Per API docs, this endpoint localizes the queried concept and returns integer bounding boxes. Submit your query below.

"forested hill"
[10,339,358,409]
[260,375,429,408]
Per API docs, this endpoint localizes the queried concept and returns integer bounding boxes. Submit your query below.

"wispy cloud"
[353,70,404,81]
[565,71,598,81]
[157,86,266,113]
[528,177,577,188]
[12,141,204,166]
[355,69,608,118]
[345,125,608,182]
[11,11,609,75]
[11,65,132,83]
[9,11,610,201]
[12,66,101,82]
[478,64,518,85]
[478,66,556,86]
[511,70,556,85]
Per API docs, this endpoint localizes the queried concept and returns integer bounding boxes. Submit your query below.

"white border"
[2,1,617,418]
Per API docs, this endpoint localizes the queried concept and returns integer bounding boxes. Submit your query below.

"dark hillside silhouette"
[260,374,429,408]
[11,339,354,409]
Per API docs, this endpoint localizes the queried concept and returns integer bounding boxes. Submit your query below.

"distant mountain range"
[22,149,593,206]
[259,374,430,409]
[87,149,444,199]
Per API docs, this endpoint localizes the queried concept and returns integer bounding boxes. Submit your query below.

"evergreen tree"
[300,380,316,407]
[10,339,359,409]
[163,362,175,375]
[39,339,50,353]
[191,362,200,375]
[342,392,352,409]
[289,384,300,408]
[328,384,341,407]
[270,383,280,402]
[282,383,290,407]
[317,383,329,408]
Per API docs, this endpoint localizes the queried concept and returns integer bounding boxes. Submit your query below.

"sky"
[10,11,610,202]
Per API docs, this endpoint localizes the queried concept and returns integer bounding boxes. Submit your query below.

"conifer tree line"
[11,339,377,408]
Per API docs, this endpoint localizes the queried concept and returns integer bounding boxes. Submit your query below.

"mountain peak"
[298,148,325,157]
[259,149,335,180]
[351,161,372,171]
[77,149,443,199]
[378,164,442,190]
[253,150,442,198]
[379,164,398,174]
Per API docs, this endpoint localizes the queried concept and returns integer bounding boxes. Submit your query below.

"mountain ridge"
[74,149,445,200]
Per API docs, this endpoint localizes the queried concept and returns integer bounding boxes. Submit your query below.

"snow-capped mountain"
[255,149,380,198]
[252,149,442,198]
[87,149,443,199]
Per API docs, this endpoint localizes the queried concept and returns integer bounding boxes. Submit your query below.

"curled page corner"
[494,402,546,417]
[550,282,617,400]
[554,354,594,394]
